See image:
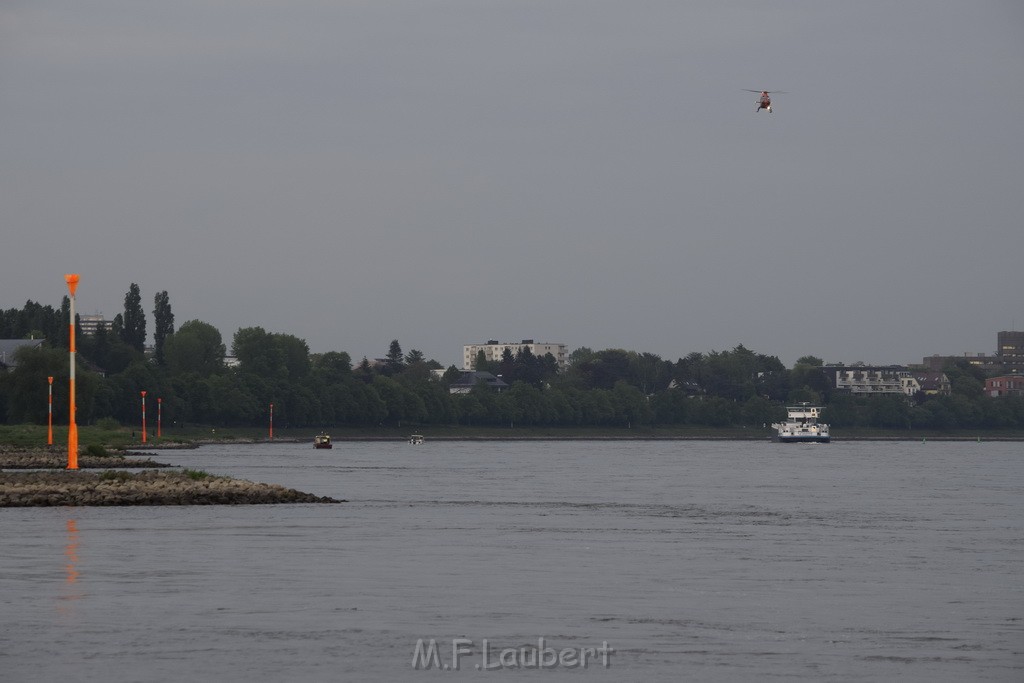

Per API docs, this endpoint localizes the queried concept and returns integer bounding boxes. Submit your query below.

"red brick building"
[984,375,1024,398]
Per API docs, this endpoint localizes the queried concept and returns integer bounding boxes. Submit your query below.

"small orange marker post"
[140,391,147,444]
[269,403,274,440]
[65,274,79,469]
[47,376,54,446]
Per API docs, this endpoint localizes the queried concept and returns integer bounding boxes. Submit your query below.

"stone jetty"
[0,470,340,506]
[0,450,340,506]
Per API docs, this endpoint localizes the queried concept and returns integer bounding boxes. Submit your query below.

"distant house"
[0,339,45,371]
[985,375,1024,398]
[667,379,703,397]
[912,371,951,396]
[448,371,510,394]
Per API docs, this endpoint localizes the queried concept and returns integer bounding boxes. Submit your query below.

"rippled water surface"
[2,439,1022,682]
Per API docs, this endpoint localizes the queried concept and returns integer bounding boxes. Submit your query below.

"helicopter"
[744,89,787,113]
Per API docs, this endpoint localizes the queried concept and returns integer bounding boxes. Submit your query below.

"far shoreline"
[7,423,1024,452]
[128,433,1024,448]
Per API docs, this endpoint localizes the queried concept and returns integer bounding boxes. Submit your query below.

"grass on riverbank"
[0,424,152,451]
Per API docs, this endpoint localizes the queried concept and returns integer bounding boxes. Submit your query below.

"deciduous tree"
[164,320,226,377]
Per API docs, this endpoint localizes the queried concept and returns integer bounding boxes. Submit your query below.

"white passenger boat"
[772,404,830,443]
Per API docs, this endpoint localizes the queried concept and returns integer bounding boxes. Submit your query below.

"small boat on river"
[314,432,333,449]
[408,434,424,445]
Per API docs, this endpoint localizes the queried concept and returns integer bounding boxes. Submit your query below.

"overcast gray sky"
[3,1,1022,368]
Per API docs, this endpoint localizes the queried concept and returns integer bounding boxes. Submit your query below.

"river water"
[1,439,1021,682]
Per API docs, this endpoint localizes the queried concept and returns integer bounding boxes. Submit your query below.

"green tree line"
[2,289,1023,431]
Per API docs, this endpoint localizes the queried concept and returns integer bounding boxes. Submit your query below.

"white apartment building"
[463,339,568,371]
[79,313,113,336]
[826,365,952,397]
[828,366,919,396]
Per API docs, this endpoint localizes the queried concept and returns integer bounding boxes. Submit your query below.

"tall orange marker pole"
[47,376,54,446]
[157,397,162,438]
[269,403,274,440]
[65,274,79,469]
[140,391,147,443]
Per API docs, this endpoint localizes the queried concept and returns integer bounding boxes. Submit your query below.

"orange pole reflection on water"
[57,518,84,618]
[65,519,80,585]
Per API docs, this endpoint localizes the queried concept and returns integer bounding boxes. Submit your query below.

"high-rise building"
[997,331,1024,373]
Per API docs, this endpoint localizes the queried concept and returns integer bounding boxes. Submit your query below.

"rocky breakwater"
[0,470,341,507]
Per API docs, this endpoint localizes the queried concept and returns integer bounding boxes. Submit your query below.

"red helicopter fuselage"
[745,88,783,113]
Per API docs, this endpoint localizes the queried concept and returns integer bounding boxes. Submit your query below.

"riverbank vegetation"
[3,291,1024,440]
